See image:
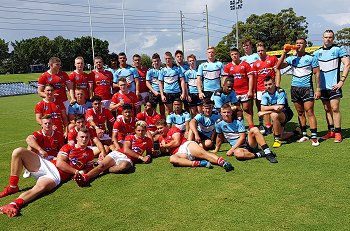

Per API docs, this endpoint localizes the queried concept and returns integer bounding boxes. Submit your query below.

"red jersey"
[90,70,113,100]
[252,56,278,91]
[54,144,94,182]
[67,126,97,146]
[136,111,162,132]
[35,99,66,134]
[136,67,148,93]
[85,107,115,131]
[32,129,64,158]
[113,115,137,141]
[158,127,187,155]
[111,91,140,115]
[68,71,91,97]
[224,61,253,95]
[38,70,70,104]
[119,134,153,163]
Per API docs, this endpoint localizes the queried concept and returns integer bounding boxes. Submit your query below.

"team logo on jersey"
[267,60,271,64]
[95,74,99,78]
[44,105,48,111]
[76,76,80,80]
[223,125,228,130]
[204,64,207,68]
[48,76,53,81]
[241,66,245,70]
[256,63,260,67]
[230,67,234,71]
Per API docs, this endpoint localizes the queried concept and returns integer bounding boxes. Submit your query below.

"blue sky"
[0,0,349,61]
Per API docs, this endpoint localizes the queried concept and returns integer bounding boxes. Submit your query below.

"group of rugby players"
[0,29,349,217]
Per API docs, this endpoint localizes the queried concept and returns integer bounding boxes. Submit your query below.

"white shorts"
[139,92,149,105]
[108,151,133,166]
[256,91,263,101]
[101,99,111,109]
[30,157,61,186]
[177,141,196,161]
[99,133,112,141]
[236,94,249,103]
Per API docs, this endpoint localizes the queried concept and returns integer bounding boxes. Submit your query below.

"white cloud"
[142,35,158,49]
[320,13,350,26]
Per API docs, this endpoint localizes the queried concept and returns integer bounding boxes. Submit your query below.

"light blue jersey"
[146,68,161,93]
[215,119,246,146]
[159,65,184,94]
[313,45,348,90]
[197,61,224,92]
[178,63,190,73]
[194,111,221,138]
[68,101,92,116]
[114,66,139,92]
[106,68,118,83]
[184,69,199,94]
[261,88,291,110]
[166,111,191,132]
[285,53,319,88]
[241,53,259,66]
[211,88,237,111]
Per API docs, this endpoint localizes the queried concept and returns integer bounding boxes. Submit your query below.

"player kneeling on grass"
[74,120,153,187]
[259,76,294,148]
[0,128,94,217]
[214,104,278,163]
[156,119,234,171]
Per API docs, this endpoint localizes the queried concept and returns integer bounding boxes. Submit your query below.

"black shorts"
[320,89,342,101]
[237,142,259,153]
[291,86,314,102]
[148,91,163,105]
[188,93,202,107]
[281,107,294,127]
[164,92,181,104]
[203,91,214,100]
[198,131,211,141]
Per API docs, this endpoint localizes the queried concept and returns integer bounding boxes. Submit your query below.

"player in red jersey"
[69,56,92,99]
[111,104,137,151]
[0,128,94,217]
[155,119,234,171]
[89,56,113,109]
[252,42,280,135]
[68,114,107,160]
[38,57,75,111]
[136,99,162,139]
[133,54,149,112]
[85,95,115,146]
[35,84,69,136]
[27,115,64,160]
[224,48,255,129]
[73,120,153,187]
[110,77,140,116]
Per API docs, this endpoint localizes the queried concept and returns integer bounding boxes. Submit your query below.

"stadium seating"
[0,81,38,97]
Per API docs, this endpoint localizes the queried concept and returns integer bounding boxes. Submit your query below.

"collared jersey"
[215,119,246,146]
[68,71,91,97]
[159,65,184,93]
[193,111,221,138]
[252,56,278,91]
[90,70,113,100]
[38,70,70,104]
[241,53,259,66]
[158,127,187,155]
[197,60,224,92]
[166,111,191,132]
[313,44,348,90]
[32,129,64,158]
[184,69,199,94]
[211,88,238,110]
[146,68,162,93]
[114,66,139,93]
[223,61,253,95]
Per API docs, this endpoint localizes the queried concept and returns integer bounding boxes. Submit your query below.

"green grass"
[1,74,350,230]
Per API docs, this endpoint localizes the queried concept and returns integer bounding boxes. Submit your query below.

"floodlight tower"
[229,0,243,49]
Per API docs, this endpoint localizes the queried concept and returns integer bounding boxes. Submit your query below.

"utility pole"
[205,4,209,47]
[180,11,184,54]
[230,0,243,49]
[87,0,95,63]
[122,0,127,53]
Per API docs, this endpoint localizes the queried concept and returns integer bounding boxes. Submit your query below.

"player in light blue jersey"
[106,53,119,93]
[276,38,321,146]
[184,54,202,117]
[240,38,259,66]
[166,99,191,138]
[159,51,186,114]
[175,50,190,112]
[197,46,225,100]
[211,77,239,112]
[113,52,139,94]
[68,87,92,124]
[313,30,350,142]
[146,53,165,118]
[189,99,221,150]
[214,104,277,163]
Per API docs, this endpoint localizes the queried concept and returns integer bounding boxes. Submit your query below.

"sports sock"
[12,198,25,209]
[310,128,317,139]
[258,117,263,126]
[334,127,341,133]
[261,144,271,155]
[249,124,255,129]
[274,135,280,141]
[328,125,335,132]
[266,123,272,128]
[192,161,200,167]
[9,175,19,188]
[217,157,225,166]
[301,126,307,137]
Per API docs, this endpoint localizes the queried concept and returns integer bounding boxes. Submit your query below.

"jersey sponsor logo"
[70,157,83,168]
[54,83,62,89]
[96,79,109,86]
[234,73,242,79]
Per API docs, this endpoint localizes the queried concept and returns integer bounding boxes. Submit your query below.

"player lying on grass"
[73,120,153,187]
[156,119,234,171]
[213,104,278,163]
[0,128,94,217]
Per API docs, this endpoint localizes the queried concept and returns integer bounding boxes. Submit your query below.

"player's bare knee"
[233,150,245,160]
[12,147,26,158]
[270,112,279,120]
[249,127,259,134]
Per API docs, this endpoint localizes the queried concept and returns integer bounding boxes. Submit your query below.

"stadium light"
[229,0,243,49]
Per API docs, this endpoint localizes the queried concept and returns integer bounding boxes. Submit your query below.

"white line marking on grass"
[0,139,25,146]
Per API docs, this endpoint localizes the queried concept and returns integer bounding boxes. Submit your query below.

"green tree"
[72,36,109,66]
[216,8,309,60]
[0,38,9,73]
[335,28,350,51]
[141,54,152,68]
